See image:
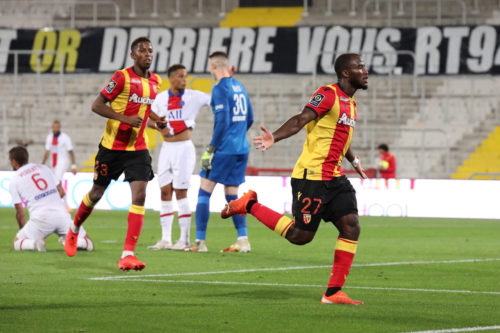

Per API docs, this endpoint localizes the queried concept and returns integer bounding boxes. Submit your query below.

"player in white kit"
[42,121,77,211]
[147,64,211,251]
[42,121,78,181]
[9,146,93,252]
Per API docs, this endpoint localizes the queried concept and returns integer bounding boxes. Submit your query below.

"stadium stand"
[452,126,500,180]
[0,0,493,28]
[1,0,499,180]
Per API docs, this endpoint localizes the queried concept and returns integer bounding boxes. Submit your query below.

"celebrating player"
[147,64,211,251]
[192,51,254,252]
[41,121,77,210]
[222,53,368,304]
[64,37,166,271]
[9,146,93,252]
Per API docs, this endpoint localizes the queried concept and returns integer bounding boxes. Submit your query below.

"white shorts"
[15,210,87,240]
[53,160,69,183]
[157,140,196,189]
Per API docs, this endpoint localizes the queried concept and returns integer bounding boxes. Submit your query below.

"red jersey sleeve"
[100,70,125,102]
[304,86,336,116]
[385,154,396,173]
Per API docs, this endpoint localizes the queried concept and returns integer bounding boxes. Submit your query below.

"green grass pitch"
[1,207,499,333]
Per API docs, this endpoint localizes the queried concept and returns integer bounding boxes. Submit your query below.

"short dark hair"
[378,144,389,152]
[209,51,228,59]
[168,64,186,77]
[53,120,60,125]
[9,146,29,166]
[131,37,151,52]
[334,53,359,79]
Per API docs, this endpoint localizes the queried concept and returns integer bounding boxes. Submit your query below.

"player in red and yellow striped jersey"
[64,37,167,271]
[222,54,368,304]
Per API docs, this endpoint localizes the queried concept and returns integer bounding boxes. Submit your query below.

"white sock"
[14,239,35,250]
[70,223,80,234]
[237,236,248,241]
[177,198,191,244]
[160,201,174,243]
[77,236,94,251]
[121,250,134,258]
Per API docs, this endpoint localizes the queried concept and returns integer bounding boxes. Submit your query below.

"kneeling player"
[9,146,93,252]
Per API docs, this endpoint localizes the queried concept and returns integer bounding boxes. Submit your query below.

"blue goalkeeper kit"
[196,77,254,241]
[200,77,254,185]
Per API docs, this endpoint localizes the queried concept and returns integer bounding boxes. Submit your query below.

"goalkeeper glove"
[201,145,216,170]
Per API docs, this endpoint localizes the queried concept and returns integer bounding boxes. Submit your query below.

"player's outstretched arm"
[92,95,143,128]
[345,147,368,179]
[254,107,316,151]
[14,203,26,229]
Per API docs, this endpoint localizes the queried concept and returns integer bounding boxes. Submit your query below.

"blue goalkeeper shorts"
[200,153,248,186]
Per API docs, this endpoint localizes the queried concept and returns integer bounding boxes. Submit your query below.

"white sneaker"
[147,240,172,250]
[221,238,251,253]
[59,236,94,251]
[34,239,46,252]
[189,240,208,252]
[168,240,190,251]
[84,236,94,251]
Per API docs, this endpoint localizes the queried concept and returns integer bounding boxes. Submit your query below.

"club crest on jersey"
[309,93,325,107]
[128,93,154,105]
[303,214,312,224]
[152,85,158,93]
[105,80,117,93]
[337,113,356,127]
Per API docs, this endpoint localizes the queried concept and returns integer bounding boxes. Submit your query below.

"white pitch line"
[401,325,500,333]
[88,258,500,281]
[93,279,500,295]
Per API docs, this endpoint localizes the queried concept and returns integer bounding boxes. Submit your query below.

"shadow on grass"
[0,302,213,311]
[204,289,313,301]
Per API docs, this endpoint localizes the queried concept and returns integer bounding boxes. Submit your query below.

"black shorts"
[93,144,154,187]
[291,176,358,232]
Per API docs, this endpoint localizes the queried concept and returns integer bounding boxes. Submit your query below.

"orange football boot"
[221,190,258,219]
[320,291,363,305]
[64,229,78,257]
[118,255,146,271]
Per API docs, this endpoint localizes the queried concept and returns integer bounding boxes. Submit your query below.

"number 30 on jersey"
[232,94,247,121]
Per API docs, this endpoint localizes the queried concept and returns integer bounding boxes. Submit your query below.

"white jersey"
[152,89,211,136]
[45,131,74,168]
[9,163,66,220]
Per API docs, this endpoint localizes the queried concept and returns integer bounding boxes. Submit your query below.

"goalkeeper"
[191,51,254,253]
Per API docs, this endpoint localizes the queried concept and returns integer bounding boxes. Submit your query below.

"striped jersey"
[292,84,357,181]
[99,67,162,151]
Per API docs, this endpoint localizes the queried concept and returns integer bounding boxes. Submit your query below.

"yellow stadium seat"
[80,154,96,173]
[220,7,303,28]
[451,126,500,179]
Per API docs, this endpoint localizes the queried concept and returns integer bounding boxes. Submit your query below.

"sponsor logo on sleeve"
[105,80,117,93]
[309,93,325,107]
[215,104,224,110]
